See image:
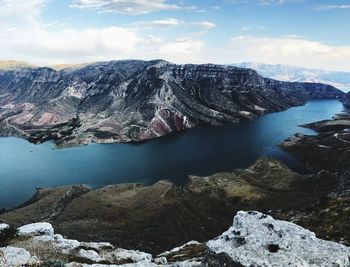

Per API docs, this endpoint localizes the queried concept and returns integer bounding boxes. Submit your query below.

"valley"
[0,61,349,266]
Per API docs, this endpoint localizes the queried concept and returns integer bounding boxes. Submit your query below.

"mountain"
[234,62,350,93]
[0,60,345,146]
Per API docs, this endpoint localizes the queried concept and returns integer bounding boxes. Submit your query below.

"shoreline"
[0,98,312,149]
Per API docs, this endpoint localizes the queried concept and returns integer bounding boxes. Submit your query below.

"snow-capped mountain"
[234,63,350,93]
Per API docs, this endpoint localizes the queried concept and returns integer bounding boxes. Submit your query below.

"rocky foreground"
[0,60,345,147]
[1,211,349,267]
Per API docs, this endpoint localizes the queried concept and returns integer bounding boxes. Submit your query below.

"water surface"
[0,100,344,209]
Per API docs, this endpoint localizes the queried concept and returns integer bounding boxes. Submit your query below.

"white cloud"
[259,0,303,5]
[133,19,216,31]
[157,38,204,62]
[259,0,286,4]
[317,4,350,11]
[0,0,206,65]
[209,36,350,72]
[1,0,350,72]
[241,26,251,32]
[0,0,47,27]
[70,0,196,15]
[3,27,141,64]
[133,18,182,28]
[189,21,216,30]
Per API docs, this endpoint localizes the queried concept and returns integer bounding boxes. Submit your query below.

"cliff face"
[0,60,345,146]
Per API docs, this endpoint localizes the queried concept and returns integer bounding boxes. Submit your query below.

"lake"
[0,100,345,209]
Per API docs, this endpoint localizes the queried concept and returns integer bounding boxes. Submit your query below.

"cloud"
[190,21,216,30]
[3,26,141,64]
[70,0,196,15]
[241,26,251,32]
[214,36,350,71]
[0,0,47,27]
[0,0,206,65]
[1,0,349,72]
[317,4,350,11]
[259,0,286,4]
[133,19,216,31]
[133,18,182,28]
[157,38,204,62]
[259,0,303,5]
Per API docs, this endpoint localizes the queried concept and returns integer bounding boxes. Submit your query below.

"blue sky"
[1,0,350,71]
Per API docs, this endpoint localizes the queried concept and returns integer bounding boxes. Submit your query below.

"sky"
[1,0,350,71]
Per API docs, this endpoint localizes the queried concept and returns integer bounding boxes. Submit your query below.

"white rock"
[170,260,202,267]
[28,255,40,265]
[0,223,9,231]
[0,246,32,266]
[18,222,54,236]
[34,233,81,253]
[207,211,350,267]
[110,248,153,263]
[78,249,104,262]
[154,256,167,264]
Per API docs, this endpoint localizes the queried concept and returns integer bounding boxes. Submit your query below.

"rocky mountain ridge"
[0,60,345,147]
[1,211,349,266]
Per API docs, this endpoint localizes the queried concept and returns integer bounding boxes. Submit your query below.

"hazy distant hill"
[0,60,35,70]
[234,63,350,93]
[50,63,89,71]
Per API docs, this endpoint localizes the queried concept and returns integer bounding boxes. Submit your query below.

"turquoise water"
[0,100,345,209]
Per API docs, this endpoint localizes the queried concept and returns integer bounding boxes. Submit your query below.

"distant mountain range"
[0,60,34,70]
[0,60,344,146]
[0,60,86,71]
[233,63,350,93]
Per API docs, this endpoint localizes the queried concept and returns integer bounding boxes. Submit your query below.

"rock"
[1,212,349,266]
[206,211,350,267]
[109,248,153,263]
[0,246,32,266]
[65,262,157,267]
[18,222,54,236]
[34,233,81,253]
[0,223,9,231]
[78,249,104,262]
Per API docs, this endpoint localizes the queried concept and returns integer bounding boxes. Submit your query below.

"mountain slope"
[234,62,350,93]
[0,60,345,146]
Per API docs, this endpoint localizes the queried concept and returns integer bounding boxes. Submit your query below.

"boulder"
[17,222,54,236]
[207,211,350,267]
